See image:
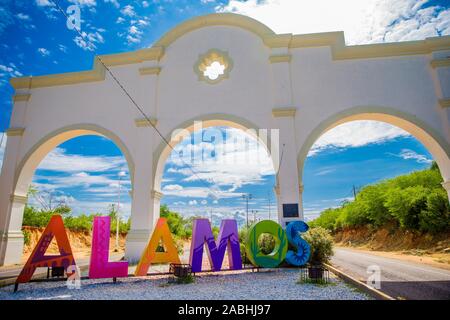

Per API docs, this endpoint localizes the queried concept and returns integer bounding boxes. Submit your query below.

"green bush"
[310,164,449,235]
[258,233,276,255]
[22,229,31,246]
[22,206,54,228]
[419,189,450,234]
[156,237,184,255]
[63,213,94,232]
[309,208,341,231]
[384,186,427,230]
[23,207,130,234]
[160,205,191,239]
[303,227,334,265]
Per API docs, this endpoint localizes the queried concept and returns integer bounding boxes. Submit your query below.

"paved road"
[331,248,450,300]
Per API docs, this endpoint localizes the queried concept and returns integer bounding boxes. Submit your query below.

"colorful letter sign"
[190,219,242,272]
[135,217,181,276]
[245,220,288,268]
[16,215,76,284]
[285,221,310,266]
[17,215,312,290]
[89,216,129,279]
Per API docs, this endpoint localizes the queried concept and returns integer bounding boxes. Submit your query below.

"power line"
[0,132,5,151]
[48,0,226,201]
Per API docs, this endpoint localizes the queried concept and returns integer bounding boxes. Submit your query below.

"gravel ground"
[0,269,370,300]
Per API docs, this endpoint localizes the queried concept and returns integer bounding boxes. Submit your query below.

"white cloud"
[142,1,149,8]
[58,44,68,53]
[0,133,6,170]
[64,198,131,217]
[68,0,97,7]
[104,0,120,8]
[125,24,144,44]
[31,169,132,216]
[308,121,410,156]
[162,185,243,200]
[37,47,50,57]
[218,0,450,45]
[314,168,336,176]
[35,0,54,6]
[126,34,141,43]
[35,171,129,189]
[16,13,31,21]
[31,147,131,210]
[129,25,142,35]
[137,19,149,26]
[0,63,23,78]
[392,149,432,164]
[38,147,127,173]
[166,128,275,194]
[163,184,184,191]
[121,5,136,17]
[73,30,104,51]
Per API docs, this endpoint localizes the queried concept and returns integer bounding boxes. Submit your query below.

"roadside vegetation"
[22,189,217,255]
[310,162,449,235]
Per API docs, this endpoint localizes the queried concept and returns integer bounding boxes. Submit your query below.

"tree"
[27,185,70,213]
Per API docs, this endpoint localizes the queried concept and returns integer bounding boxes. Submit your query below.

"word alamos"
[17,215,310,284]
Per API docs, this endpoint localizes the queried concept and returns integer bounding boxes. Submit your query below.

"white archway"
[2,13,449,265]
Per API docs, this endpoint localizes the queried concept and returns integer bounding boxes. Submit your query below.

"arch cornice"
[296,105,450,182]
[154,13,275,47]
[9,13,450,90]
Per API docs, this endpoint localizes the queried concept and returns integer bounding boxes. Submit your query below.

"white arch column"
[0,94,30,265]
[0,130,28,266]
[272,109,303,227]
[268,42,303,226]
[125,124,160,263]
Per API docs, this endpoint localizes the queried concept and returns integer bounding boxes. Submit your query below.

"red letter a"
[16,215,76,284]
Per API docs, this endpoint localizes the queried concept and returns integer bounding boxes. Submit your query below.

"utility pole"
[242,193,252,228]
[352,185,357,200]
[115,171,126,252]
[252,210,258,223]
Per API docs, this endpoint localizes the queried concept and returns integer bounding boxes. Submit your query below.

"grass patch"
[161,274,196,287]
[297,278,336,286]
[175,274,195,284]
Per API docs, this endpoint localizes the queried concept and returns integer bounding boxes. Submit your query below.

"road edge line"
[324,263,396,300]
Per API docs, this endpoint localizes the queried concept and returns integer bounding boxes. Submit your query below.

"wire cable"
[48,0,226,201]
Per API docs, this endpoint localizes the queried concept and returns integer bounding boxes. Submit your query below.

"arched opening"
[297,107,450,187]
[9,125,134,263]
[153,114,276,194]
[153,115,278,269]
[14,125,134,197]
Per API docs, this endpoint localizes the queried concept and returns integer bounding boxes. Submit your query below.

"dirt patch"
[333,225,450,268]
[22,226,126,263]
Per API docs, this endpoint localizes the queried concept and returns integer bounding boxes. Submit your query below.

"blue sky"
[0,0,448,225]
